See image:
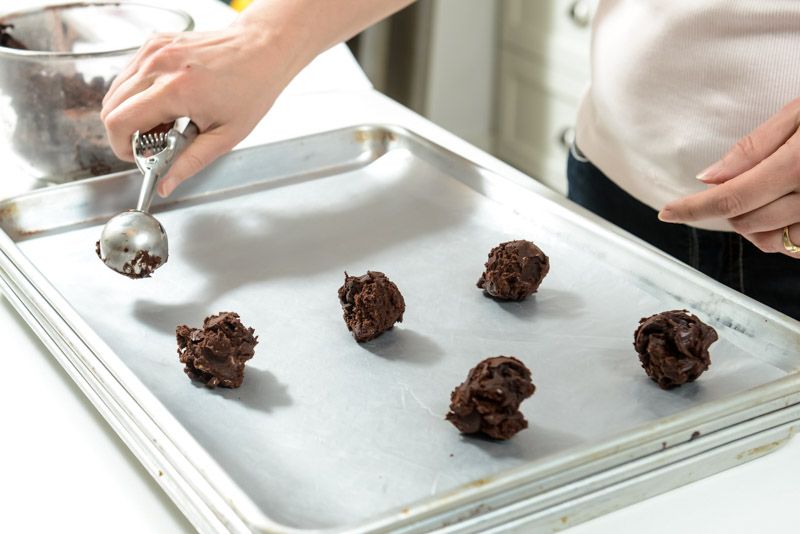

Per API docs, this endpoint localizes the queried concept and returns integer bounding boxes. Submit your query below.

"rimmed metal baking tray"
[1,124,799,532]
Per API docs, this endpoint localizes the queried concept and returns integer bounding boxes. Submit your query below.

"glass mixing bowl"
[0,2,194,184]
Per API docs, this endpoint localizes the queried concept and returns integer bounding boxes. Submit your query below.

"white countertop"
[1,1,798,533]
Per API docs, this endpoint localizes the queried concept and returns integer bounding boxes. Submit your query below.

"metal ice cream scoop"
[97,119,198,278]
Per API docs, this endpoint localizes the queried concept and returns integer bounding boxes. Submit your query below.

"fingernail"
[157,178,173,198]
[696,161,723,181]
[658,209,677,223]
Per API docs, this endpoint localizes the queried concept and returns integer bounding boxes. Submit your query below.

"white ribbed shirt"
[576,0,800,231]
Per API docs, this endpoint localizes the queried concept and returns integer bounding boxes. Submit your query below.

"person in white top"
[101,0,800,319]
[568,0,800,319]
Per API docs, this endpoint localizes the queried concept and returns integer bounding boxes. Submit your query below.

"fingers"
[100,72,156,122]
[157,128,238,197]
[104,86,181,160]
[102,34,186,158]
[99,27,271,197]
[663,98,800,262]
[102,36,188,122]
[659,134,800,223]
[745,223,800,257]
[728,193,800,234]
[697,98,800,184]
[103,34,175,106]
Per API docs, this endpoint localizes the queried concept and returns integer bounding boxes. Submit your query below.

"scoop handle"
[172,120,199,155]
[136,168,159,212]
[135,120,199,212]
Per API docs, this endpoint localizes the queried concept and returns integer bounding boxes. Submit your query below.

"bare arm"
[236,0,415,58]
[101,0,414,197]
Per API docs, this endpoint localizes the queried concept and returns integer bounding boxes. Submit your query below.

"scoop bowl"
[97,209,168,278]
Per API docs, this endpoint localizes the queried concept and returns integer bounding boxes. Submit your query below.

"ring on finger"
[782,226,800,253]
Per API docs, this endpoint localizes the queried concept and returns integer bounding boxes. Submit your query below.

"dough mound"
[634,310,717,389]
[446,356,535,440]
[176,312,258,389]
[338,271,405,342]
[477,240,549,301]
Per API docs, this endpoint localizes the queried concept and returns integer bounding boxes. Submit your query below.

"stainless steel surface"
[478,413,800,533]
[97,210,168,277]
[99,120,198,276]
[0,2,193,183]
[0,125,799,533]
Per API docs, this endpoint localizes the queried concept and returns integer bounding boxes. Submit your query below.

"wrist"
[231,1,319,82]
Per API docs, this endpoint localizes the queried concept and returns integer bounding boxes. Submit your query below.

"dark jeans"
[566,149,800,321]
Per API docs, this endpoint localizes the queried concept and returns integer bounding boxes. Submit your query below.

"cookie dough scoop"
[97,119,198,279]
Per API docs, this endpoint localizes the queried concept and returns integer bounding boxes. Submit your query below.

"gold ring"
[783,226,800,253]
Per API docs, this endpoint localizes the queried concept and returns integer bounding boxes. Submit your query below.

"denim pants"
[566,149,800,321]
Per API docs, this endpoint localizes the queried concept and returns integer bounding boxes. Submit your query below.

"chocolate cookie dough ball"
[477,240,549,301]
[634,310,717,390]
[338,271,405,342]
[176,312,258,389]
[446,356,535,440]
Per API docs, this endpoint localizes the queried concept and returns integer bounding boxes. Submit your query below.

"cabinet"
[494,0,595,193]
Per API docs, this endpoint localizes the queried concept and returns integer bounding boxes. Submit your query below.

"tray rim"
[1,123,799,533]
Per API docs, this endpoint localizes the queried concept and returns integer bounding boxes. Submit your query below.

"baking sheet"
[9,130,797,530]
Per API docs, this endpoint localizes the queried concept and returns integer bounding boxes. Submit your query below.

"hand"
[101,0,415,197]
[101,24,303,197]
[658,98,800,257]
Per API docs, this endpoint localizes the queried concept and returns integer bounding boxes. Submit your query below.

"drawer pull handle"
[558,127,576,150]
[569,0,593,27]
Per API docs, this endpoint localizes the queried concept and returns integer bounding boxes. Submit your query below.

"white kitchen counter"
[1,1,798,533]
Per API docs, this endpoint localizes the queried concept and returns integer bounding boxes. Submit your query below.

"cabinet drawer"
[501,0,595,54]
[494,50,581,193]
[500,0,594,84]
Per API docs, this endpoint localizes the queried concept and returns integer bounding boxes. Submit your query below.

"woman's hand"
[101,0,415,198]
[101,25,303,197]
[658,98,800,257]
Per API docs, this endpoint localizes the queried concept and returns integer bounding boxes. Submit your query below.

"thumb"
[697,98,800,185]
[157,129,236,197]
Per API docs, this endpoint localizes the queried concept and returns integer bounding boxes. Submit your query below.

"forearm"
[235,0,415,77]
